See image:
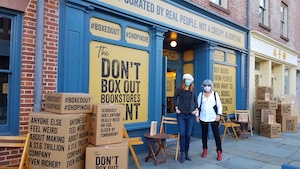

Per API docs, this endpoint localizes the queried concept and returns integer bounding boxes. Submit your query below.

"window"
[255,62,260,70]
[211,0,222,5]
[259,0,268,26]
[280,3,288,37]
[0,17,11,126]
[210,0,228,9]
[0,11,22,135]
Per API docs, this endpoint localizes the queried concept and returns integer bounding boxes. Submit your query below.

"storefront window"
[1,11,23,134]
[0,16,10,125]
[284,68,290,94]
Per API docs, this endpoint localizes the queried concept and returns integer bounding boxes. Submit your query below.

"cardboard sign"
[89,104,123,146]
[45,93,93,114]
[28,112,90,169]
[150,121,157,136]
[85,139,128,169]
[238,114,248,122]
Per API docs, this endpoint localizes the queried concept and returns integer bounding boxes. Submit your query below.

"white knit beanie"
[182,74,194,82]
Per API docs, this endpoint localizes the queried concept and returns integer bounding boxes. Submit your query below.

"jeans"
[200,120,222,152]
[177,113,194,153]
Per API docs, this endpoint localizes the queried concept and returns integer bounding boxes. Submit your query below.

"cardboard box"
[259,122,281,138]
[28,112,91,169]
[280,116,298,132]
[276,103,292,116]
[255,86,273,101]
[45,92,93,114]
[255,101,278,110]
[267,115,275,124]
[89,104,123,146]
[261,109,276,123]
[85,139,128,169]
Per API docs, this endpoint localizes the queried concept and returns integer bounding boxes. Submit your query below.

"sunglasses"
[203,85,211,87]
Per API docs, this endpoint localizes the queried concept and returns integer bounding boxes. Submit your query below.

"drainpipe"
[33,0,45,112]
[246,0,251,109]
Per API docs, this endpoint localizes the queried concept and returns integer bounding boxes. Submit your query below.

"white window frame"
[259,0,269,26]
[280,3,288,37]
[210,0,228,9]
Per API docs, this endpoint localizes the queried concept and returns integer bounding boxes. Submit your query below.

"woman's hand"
[215,114,221,122]
[175,107,181,114]
[192,109,198,115]
[195,116,200,123]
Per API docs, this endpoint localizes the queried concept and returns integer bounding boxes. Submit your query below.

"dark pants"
[200,120,222,152]
[177,113,194,153]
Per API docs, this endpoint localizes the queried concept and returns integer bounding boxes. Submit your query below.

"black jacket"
[173,88,198,114]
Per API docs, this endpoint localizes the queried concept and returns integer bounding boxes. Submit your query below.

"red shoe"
[217,151,222,161]
[201,148,207,158]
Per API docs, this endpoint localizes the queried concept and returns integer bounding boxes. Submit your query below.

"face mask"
[204,86,211,92]
[185,80,192,86]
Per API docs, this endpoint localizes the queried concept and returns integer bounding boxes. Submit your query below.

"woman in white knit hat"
[173,73,198,163]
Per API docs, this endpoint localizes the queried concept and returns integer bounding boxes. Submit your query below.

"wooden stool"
[144,133,169,166]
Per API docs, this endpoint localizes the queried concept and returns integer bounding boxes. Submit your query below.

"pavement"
[128,124,300,169]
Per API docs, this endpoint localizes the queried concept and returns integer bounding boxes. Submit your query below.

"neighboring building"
[0,0,58,166]
[248,0,300,121]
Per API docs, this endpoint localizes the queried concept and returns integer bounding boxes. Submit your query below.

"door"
[166,68,177,115]
[162,56,167,116]
[163,61,180,134]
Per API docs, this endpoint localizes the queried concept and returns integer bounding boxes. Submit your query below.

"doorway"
[166,69,176,114]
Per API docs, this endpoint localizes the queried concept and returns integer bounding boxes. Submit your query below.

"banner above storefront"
[87,0,246,49]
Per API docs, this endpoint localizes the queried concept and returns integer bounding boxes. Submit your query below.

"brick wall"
[20,0,59,134]
[250,0,300,52]
[185,0,248,27]
[1,0,59,167]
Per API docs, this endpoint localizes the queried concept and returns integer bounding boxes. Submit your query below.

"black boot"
[185,151,191,161]
[180,152,185,163]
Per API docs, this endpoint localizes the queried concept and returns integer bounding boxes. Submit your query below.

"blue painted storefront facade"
[58,0,249,153]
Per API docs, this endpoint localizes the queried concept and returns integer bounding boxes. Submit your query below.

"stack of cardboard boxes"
[254,86,281,138]
[254,86,299,138]
[276,103,298,132]
[86,103,128,169]
[28,93,129,169]
[28,93,93,169]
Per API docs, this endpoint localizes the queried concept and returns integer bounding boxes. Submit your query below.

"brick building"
[248,0,300,119]
[0,0,58,166]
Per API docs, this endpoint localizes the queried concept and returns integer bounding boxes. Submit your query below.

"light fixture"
[170,40,177,47]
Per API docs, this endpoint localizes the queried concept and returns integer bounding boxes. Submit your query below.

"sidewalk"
[128,125,300,169]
